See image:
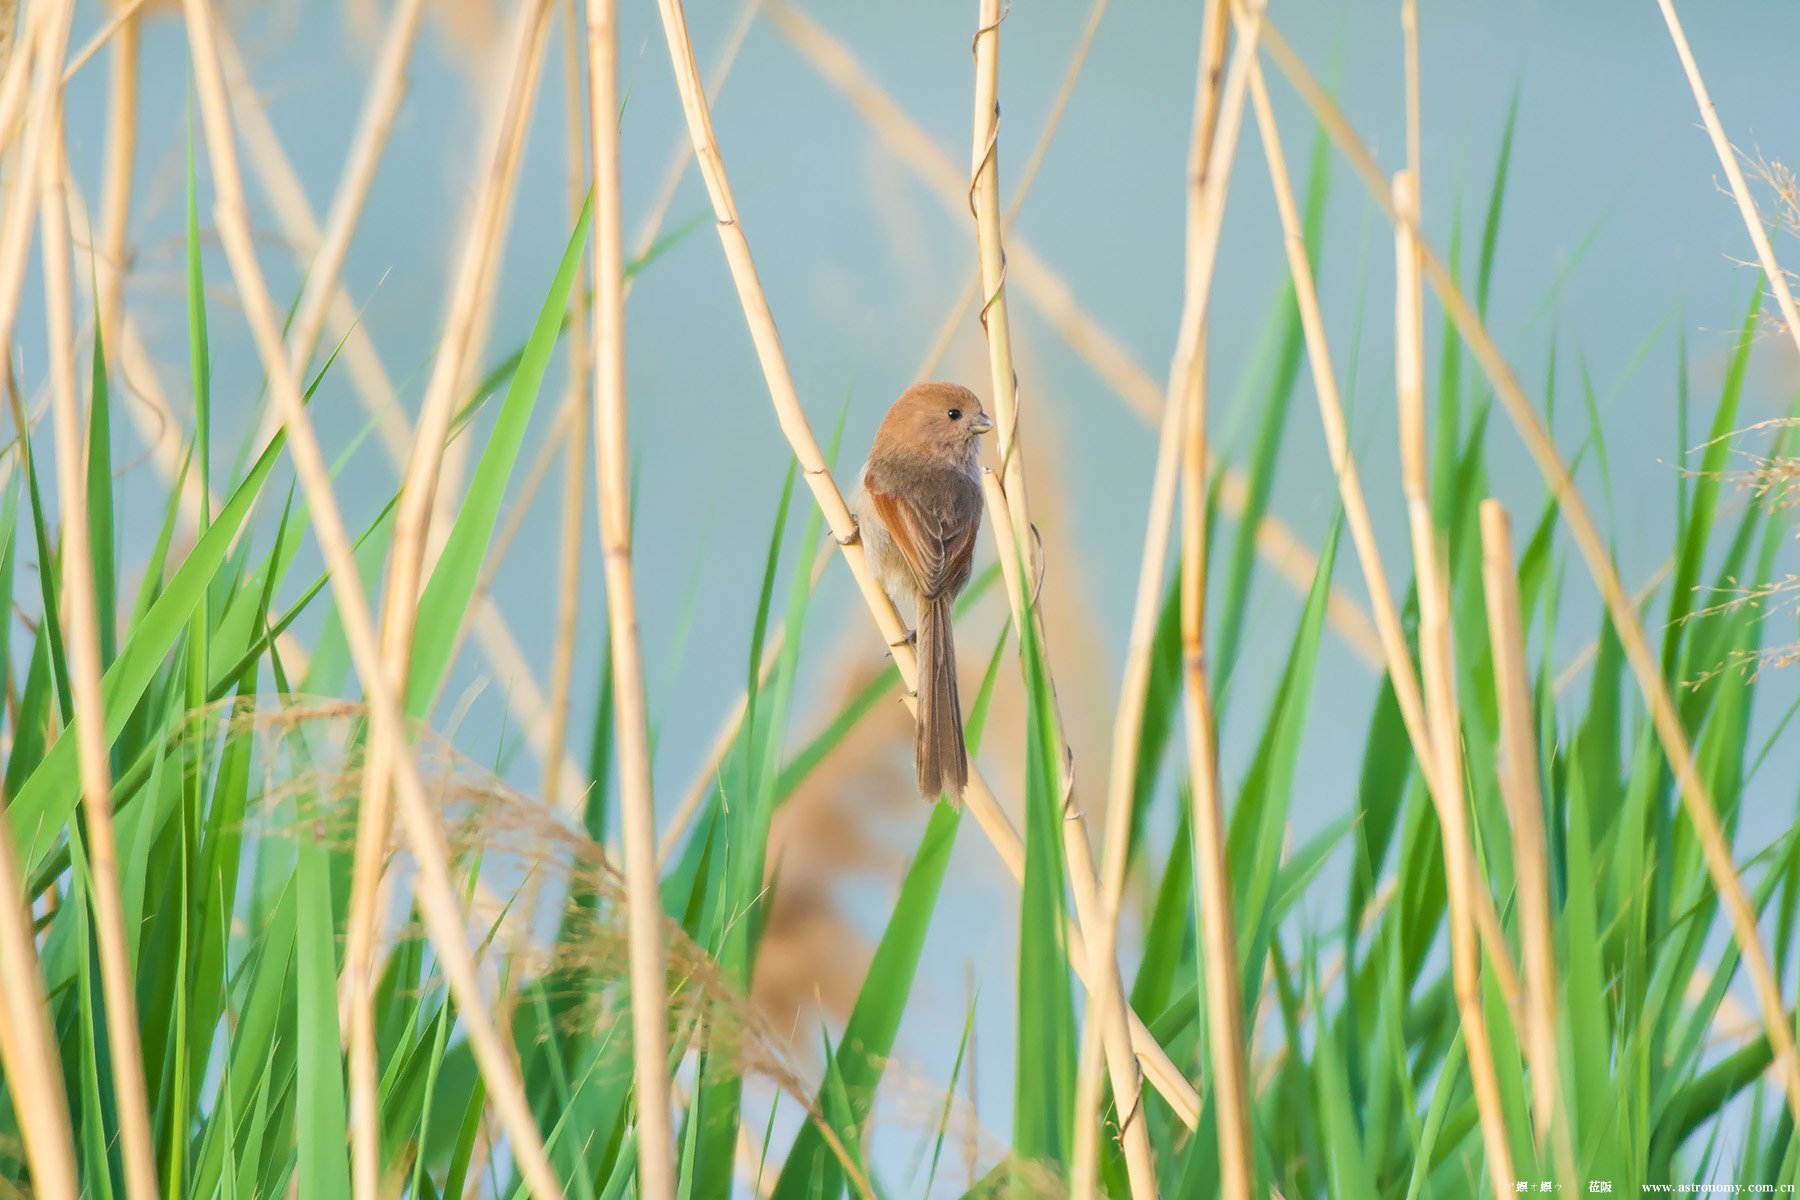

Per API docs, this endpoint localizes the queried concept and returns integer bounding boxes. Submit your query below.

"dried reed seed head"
[194,698,812,1100]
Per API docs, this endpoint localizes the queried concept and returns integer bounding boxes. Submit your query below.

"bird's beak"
[970,411,994,435]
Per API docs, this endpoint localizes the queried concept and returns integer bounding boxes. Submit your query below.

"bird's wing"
[866,481,979,603]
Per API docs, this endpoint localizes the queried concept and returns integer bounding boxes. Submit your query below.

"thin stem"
[0,2,59,398]
[341,5,553,1190]
[761,0,1384,671]
[1655,0,1800,364]
[545,0,593,815]
[968,7,1157,1193]
[0,819,77,1200]
[969,0,1033,581]
[1256,8,1800,1124]
[1401,0,1419,200]
[589,0,676,1194]
[1392,166,1515,1198]
[1237,39,1522,1018]
[39,81,162,1200]
[1077,1,1247,1194]
[1176,8,1256,1199]
[646,0,1202,1128]
[284,0,430,373]
[213,20,586,803]
[1479,500,1578,1185]
[95,5,138,355]
[916,0,1107,380]
[0,47,84,1200]
[179,0,561,1190]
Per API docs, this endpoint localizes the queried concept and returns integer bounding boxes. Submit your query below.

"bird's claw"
[836,517,861,546]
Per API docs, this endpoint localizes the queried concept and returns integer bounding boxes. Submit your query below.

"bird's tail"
[914,596,967,803]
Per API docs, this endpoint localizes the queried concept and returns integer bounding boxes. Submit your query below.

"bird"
[852,381,994,802]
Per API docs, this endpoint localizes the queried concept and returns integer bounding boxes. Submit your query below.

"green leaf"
[407,200,593,713]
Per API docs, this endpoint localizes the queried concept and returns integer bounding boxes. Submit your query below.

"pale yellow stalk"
[284,0,430,371]
[968,3,1156,1195]
[761,0,1385,670]
[1174,9,1257,1198]
[1655,0,1800,363]
[1392,167,1514,1198]
[212,23,585,803]
[341,5,552,1190]
[39,88,161,1200]
[1256,4,1800,1124]
[589,0,675,1193]
[94,3,139,356]
[916,0,1107,379]
[179,0,562,1189]
[0,819,78,1200]
[0,60,79,1174]
[1232,43,1521,1020]
[545,0,593,815]
[646,0,1202,1128]
[0,3,58,392]
[0,5,35,157]
[1077,1,1247,1195]
[59,0,150,84]
[1479,500,1575,1180]
[1401,0,1419,194]
[969,0,1034,583]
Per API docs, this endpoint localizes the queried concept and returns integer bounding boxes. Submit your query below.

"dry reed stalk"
[917,0,1106,379]
[59,0,151,84]
[1479,501,1574,1175]
[1656,0,1800,364]
[38,87,162,1200]
[1176,7,1256,1198]
[94,3,139,356]
[342,5,553,1187]
[967,4,1155,1195]
[1391,167,1514,1198]
[656,0,965,849]
[1551,563,1671,695]
[588,0,676,1192]
[628,0,758,272]
[1252,10,1800,1125]
[672,0,1101,954]
[0,2,54,392]
[545,0,593,816]
[52,163,316,682]
[0,819,78,1200]
[645,0,1203,1128]
[219,28,413,465]
[471,0,758,818]
[283,0,429,371]
[212,27,587,806]
[0,138,77,1175]
[1076,1,1244,1194]
[1401,0,1419,196]
[983,470,1175,1174]
[0,17,32,159]
[178,0,562,1189]
[421,13,562,577]
[969,0,1035,585]
[760,0,1385,672]
[1235,49,1523,1017]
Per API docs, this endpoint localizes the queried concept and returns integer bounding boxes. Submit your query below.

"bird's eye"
[947,408,962,421]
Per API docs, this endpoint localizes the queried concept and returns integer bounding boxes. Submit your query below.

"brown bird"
[854,382,993,802]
